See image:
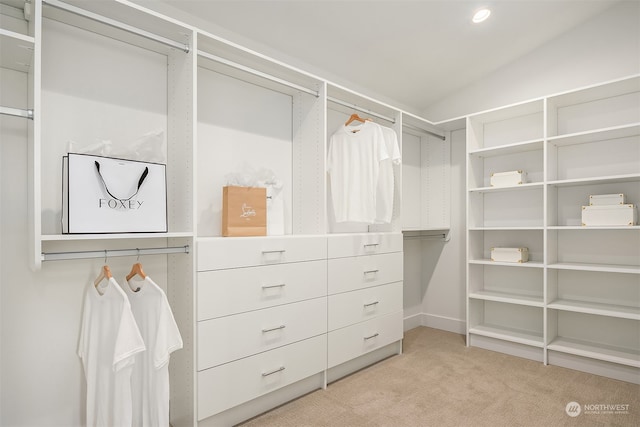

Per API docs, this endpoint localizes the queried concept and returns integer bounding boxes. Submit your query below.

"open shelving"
[29,0,196,270]
[467,74,640,383]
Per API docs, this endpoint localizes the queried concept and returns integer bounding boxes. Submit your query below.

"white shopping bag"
[62,153,167,233]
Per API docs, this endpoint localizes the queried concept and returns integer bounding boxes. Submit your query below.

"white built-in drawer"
[328,252,403,294]
[197,236,327,271]
[197,260,327,320]
[328,282,403,331]
[327,311,403,368]
[197,334,327,420]
[198,297,327,370]
[327,232,402,259]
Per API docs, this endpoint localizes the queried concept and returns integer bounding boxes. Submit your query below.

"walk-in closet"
[1,1,638,426]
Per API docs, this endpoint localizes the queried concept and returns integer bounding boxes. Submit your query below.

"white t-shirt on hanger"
[78,277,146,427]
[327,120,389,223]
[125,276,183,427]
[375,124,401,223]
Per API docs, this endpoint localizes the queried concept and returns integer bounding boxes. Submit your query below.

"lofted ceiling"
[154,0,624,114]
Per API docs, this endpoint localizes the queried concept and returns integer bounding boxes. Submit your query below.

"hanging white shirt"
[125,276,183,427]
[327,121,389,223]
[375,124,401,223]
[78,277,146,427]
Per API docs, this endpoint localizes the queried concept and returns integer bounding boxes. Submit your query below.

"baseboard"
[403,312,465,334]
[403,313,422,331]
[420,313,465,334]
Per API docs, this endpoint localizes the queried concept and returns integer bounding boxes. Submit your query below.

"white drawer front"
[198,297,327,370]
[327,311,403,368]
[197,236,327,271]
[197,334,327,420]
[327,232,402,258]
[328,282,403,331]
[328,252,403,294]
[197,260,327,320]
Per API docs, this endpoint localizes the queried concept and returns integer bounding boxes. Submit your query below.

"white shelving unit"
[467,75,640,383]
[18,1,450,426]
[30,0,195,270]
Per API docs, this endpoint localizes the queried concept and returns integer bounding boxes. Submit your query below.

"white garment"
[78,277,146,427]
[327,121,389,223]
[375,124,401,223]
[125,276,183,427]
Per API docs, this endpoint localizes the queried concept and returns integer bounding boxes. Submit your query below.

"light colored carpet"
[239,326,640,427]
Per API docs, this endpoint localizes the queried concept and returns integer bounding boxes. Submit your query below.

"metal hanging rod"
[327,96,446,140]
[403,122,446,141]
[197,50,319,98]
[403,231,450,242]
[0,106,33,120]
[41,245,190,262]
[327,96,396,123]
[42,0,190,53]
[403,233,448,241]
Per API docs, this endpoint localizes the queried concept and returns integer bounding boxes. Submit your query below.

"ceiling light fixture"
[472,8,491,23]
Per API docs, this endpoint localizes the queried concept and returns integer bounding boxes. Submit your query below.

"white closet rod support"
[327,96,446,140]
[197,50,319,97]
[42,0,190,53]
[41,245,190,262]
[0,106,33,120]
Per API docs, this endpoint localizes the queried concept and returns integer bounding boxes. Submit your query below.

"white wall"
[424,1,640,121]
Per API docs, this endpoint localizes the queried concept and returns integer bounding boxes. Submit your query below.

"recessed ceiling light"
[472,8,491,23]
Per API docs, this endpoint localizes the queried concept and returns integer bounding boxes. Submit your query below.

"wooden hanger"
[94,265,112,290]
[126,262,147,281]
[345,113,369,126]
[126,262,146,292]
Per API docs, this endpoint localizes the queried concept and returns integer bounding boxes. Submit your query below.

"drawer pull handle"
[262,249,286,254]
[364,333,379,340]
[364,301,379,308]
[262,324,286,333]
[262,366,285,377]
[262,283,286,290]
[364,269,379,275]
[363,243,379,248]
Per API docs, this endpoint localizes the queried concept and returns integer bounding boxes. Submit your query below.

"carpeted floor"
[239,326,640,427]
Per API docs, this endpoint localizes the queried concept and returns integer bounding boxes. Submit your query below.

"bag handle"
[94,161,149,202]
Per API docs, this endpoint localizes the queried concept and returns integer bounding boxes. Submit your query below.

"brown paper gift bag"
[222,186,267,236]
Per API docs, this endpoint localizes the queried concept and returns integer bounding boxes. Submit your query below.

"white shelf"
[548,226,640,230]
[469,259,544,268]
[548,262,640,274]
[0,27,34,43]
[548,299,640,320]
[548,337,640,368]
[469,226,544,231]
[0,28,34,73]
[547,173,640,188]
[469,139,543,158]
[40,232,193,241]
[469,182,543,193]
[469,324,544,348]
[547,123,640,147]
[469,290,544,307]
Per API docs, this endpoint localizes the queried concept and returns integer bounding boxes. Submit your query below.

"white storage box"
[490,170,527,187]
[490,247,529,263]
[589,193,626,206]
[581,204,637,226]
